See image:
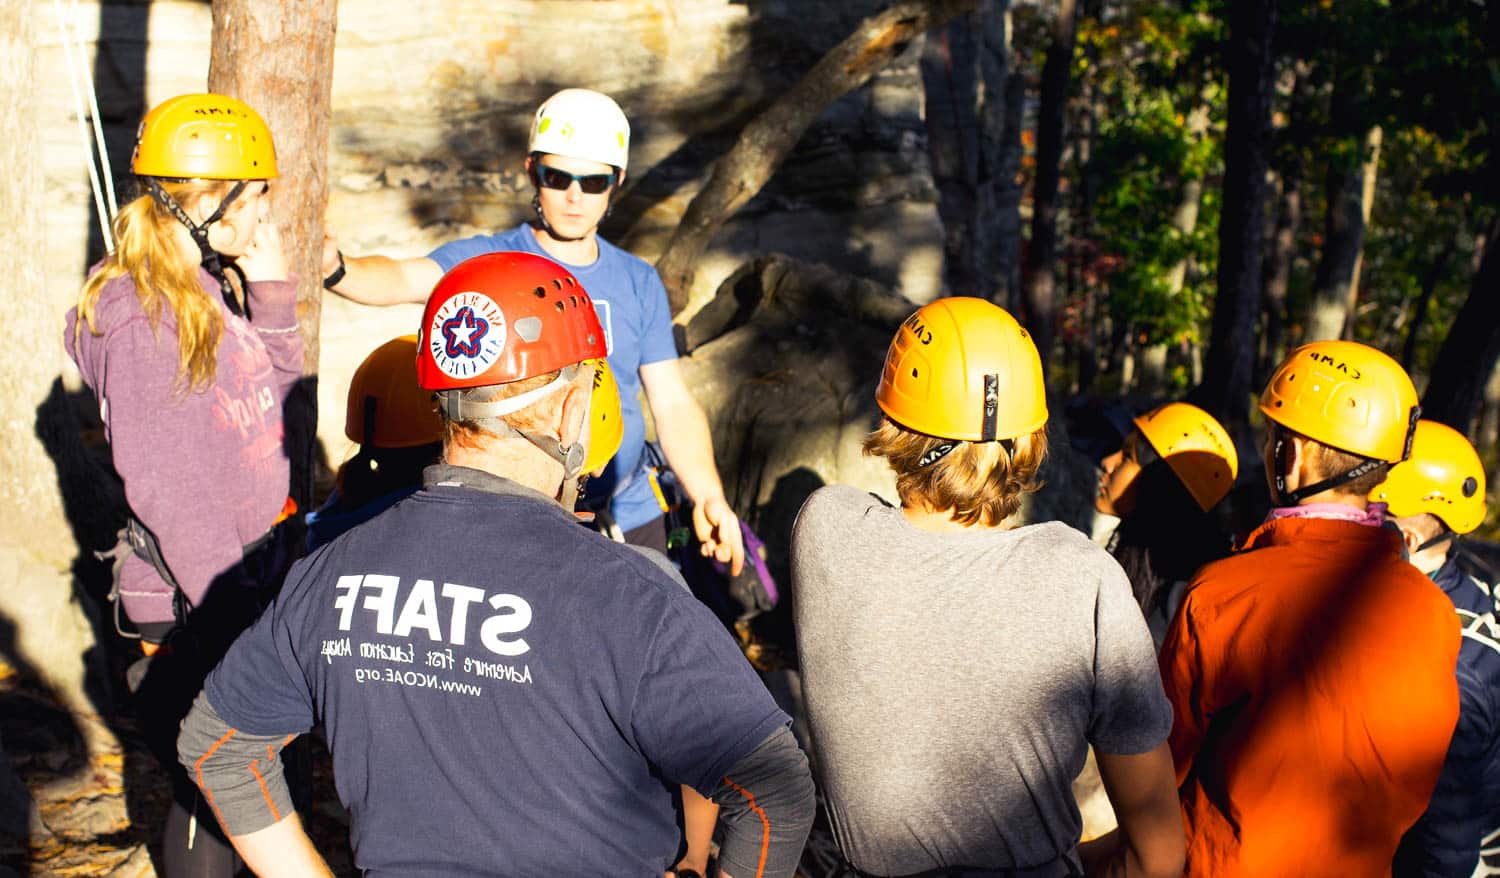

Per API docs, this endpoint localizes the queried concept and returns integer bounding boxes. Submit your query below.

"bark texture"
[921,0,1016,301]
[1019,0,1079,367]
[655,0,977,314]
[1306,126,1381,342]
[1422,216,1500,433]
[1194,0,1277,433]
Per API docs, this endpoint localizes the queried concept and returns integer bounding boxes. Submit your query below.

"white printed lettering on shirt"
[332,573,533,658]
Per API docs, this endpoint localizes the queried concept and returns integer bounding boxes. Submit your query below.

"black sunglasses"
[536,164,618,195]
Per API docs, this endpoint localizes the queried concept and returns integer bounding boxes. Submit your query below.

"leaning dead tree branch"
[655,0,977,314]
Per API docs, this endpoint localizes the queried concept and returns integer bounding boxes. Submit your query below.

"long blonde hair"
[73,180,235,391]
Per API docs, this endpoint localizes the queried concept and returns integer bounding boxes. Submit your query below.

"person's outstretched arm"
[319,232,441,306]
[1078,742,1184,878]
[707,726,816,878]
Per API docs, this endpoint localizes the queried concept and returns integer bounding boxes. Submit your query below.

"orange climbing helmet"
[876,297,1048,442]
[1370,419,1488,534]
[131,93,278,180]
[345,336,443,449]
[1133,402,1238,512]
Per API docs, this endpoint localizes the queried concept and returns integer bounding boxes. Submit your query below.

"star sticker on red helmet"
[441,307,489,358]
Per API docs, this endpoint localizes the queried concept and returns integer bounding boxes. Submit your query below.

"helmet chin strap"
[145,178,250,318]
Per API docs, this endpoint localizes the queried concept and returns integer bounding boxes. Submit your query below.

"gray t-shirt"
[791,485,1172,876]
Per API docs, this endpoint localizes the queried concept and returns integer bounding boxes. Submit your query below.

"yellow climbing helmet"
[582,359,623,475]
[1370,419,1488,534]
[131,93,278,180]
[876,297,1048,442]
[1258,340,1419,463]
[345,336,443,449]
[1134,402,1239,512]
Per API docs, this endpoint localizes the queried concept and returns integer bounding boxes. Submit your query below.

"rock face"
[41,0,950,521]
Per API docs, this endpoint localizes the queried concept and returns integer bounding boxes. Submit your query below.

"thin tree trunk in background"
[1399,236,1458,371]
[922,19,982,295]
[656,0,977,313]
[1422,215,1500,433]
[1194,0,1277,434]
[209,0,336,511]
[1306,125,1381,342]
[996,67,1027,311]
[921,0,1011,301]
[1020,0,1079,367]
[1261,170,1301,381]
[1143,98,1211,390]
[1340,126,1381,330]
[1480,364,1500,450]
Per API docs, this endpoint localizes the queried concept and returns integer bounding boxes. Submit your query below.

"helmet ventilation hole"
[533,286,546,298]
[911,368,918,378]
[554,301,565,313]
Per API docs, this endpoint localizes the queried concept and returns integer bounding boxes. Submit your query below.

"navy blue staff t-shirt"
[206,465,789,877]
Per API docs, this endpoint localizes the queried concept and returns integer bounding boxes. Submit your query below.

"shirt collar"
[421,463,573,522]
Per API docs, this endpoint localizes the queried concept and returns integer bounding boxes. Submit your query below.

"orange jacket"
[1159,515,1460,876]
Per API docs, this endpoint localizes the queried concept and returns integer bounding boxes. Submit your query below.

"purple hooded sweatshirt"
[65,268,303,626]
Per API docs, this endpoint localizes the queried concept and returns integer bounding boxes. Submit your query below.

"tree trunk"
[1194,0,1277,435]
[1306,125,1382,342]
[1399,235,1458,371]
[0,0,107,738]
[1260,170,1301,382]
[1422,215,1500,433]
[995,66,1028,311]
[1143,97,1212,390]
[1019,0,1080,367]
[208,0,337,511]
[921,0,1013,301]
[656,0,977,314]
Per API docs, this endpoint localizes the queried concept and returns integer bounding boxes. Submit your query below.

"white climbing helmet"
[528,88,630,171]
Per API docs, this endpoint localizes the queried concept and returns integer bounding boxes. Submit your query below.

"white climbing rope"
[54,0,119,253]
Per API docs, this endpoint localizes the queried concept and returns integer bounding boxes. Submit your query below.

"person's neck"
[530,224,600,267]
[900,504,1009,534]
[1407,537,1453,576]
[444,438,564,503]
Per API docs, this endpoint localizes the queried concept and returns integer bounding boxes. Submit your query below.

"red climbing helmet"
[416,252,606,393]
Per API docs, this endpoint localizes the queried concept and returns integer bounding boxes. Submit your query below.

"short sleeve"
[635,268,678,367]
[428,235,504,273]
[630,594,789,796]
[204,563,319,736]
[1088,562,1174,754]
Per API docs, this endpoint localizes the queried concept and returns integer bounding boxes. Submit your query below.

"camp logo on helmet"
[1307,350,1362,380]
[427,291,507,380]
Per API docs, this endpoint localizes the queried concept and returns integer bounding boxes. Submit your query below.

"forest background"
[2,0,1499,873]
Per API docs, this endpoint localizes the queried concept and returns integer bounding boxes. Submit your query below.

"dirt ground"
[0,658,355,878]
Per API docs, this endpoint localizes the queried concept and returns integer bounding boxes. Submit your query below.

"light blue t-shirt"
[429,223,679,531]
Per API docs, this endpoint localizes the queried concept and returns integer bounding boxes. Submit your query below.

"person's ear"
[1282,433,1311,493]
[557,378,589,448]
[1397,521,1423,556]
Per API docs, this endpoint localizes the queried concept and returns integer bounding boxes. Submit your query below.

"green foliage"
[1073,1,1225,378]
